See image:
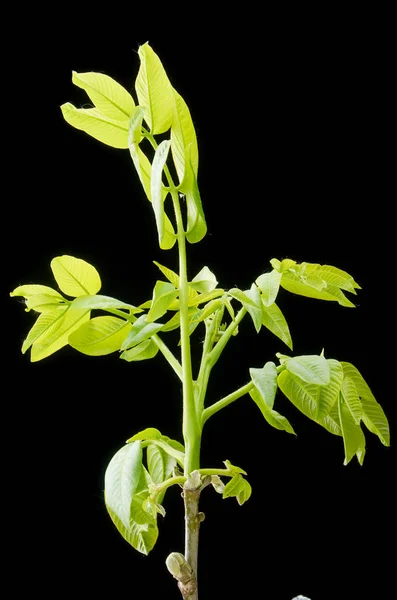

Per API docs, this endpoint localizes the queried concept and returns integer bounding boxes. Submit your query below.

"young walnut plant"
[10,44,390,600]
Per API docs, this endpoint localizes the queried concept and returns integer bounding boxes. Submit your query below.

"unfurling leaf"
[222,474,252,506]
[249,387,295,434]
[249,362,278,409]
[151,140,172,249]
[256,270,282,307]
[190,266,218,294]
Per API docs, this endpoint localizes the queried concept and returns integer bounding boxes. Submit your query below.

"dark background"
[5,13,394,600]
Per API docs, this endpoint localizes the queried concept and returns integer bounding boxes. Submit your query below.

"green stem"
[202,381,254,425]
[171,189,201,476]
[208,306,247,366]
[152,333,183,381]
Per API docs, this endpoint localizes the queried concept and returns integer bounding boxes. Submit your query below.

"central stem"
[172,191,202,476]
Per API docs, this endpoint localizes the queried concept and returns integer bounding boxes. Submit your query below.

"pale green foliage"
[11,42,390,566]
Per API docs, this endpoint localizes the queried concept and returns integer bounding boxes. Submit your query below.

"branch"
[202,381,254,425]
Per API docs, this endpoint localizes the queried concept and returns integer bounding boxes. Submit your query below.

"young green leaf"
[127,428,162,442]
[261,300,293,349]
[338,394,366,465]
[191,299,224,323]
[146,281,179,322]
[25,293,67,313]
[297,262,361,293]
[120,314,163,350]
[243,285,263,333]
[223,460,247,475]
[249,387,295,434]
[222,474,252,505]
[70,294,141,313]
[270,258,297,273]
[171,88,198,185]
[71,71,135,121]
[280,270,356,307]
[277,369,343,436]
[135,42,174,134]
[61,103,130,148]
[10,284,64,300]
[23,306,91,362]
[341,376,362,425]
[190,266,218,294]
[284,354,331,385]
[69,316,132,356]
[120,339,159,362]
[160,311,181,332]
[256,270,282,307]
[249,361,278,409]
[104,441,143,530]
[147,444,177,485]
[51,255,101,297]
[128,110,176,250]
[106,504,158,555]
[341,362,390,446]
[180,145,207,243]
[151,140,172,249]
[130,495,158,526]
[153,261,180,289]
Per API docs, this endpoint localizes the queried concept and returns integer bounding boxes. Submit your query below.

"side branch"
[202,381,254,425]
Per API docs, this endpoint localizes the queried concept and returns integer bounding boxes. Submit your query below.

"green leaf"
[341,362,390,446]
[128,110,176,250]
[249,361,278,409]
[106,504,158,555]
[127,428,162,442]
[277,369,342,436]
[315,359,343,419]
[104,441,143,530]
[222,474,252,505]
[130,495,157,525]
[191,299,224,323]
[153,261,180,288]
[236,479,252,506]
[69,316,132,356]
[61,103,129,148]
[151,140,172,249]
[135,42,174,134]
[71,71,135,120]
[261,300,293,349]
[51,255,101,297]
[70,294,141,313]
[285,354,331,385]
[223,460,247,475]
[23,306,91,362]
[25,293,67,313]
[303,263,361,294]
[341,376,362,425]
[180,145,206,243]
[280,270,356,307]
[228,285,262,333]
[169,288,224,310]
[120,314,163,350]
[171,88,198,185]
[190,266,218,294]
[160,311,181,332]
[10,284,63,300]
[256,270,282,307]
[270,258,297,272]
[120,339,159,362]
[338,394,366,465]
[249,387,296,434]
[147,443,176,484]
[147,281,179,322]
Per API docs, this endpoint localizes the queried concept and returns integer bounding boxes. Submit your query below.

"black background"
[5,11,394,600]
